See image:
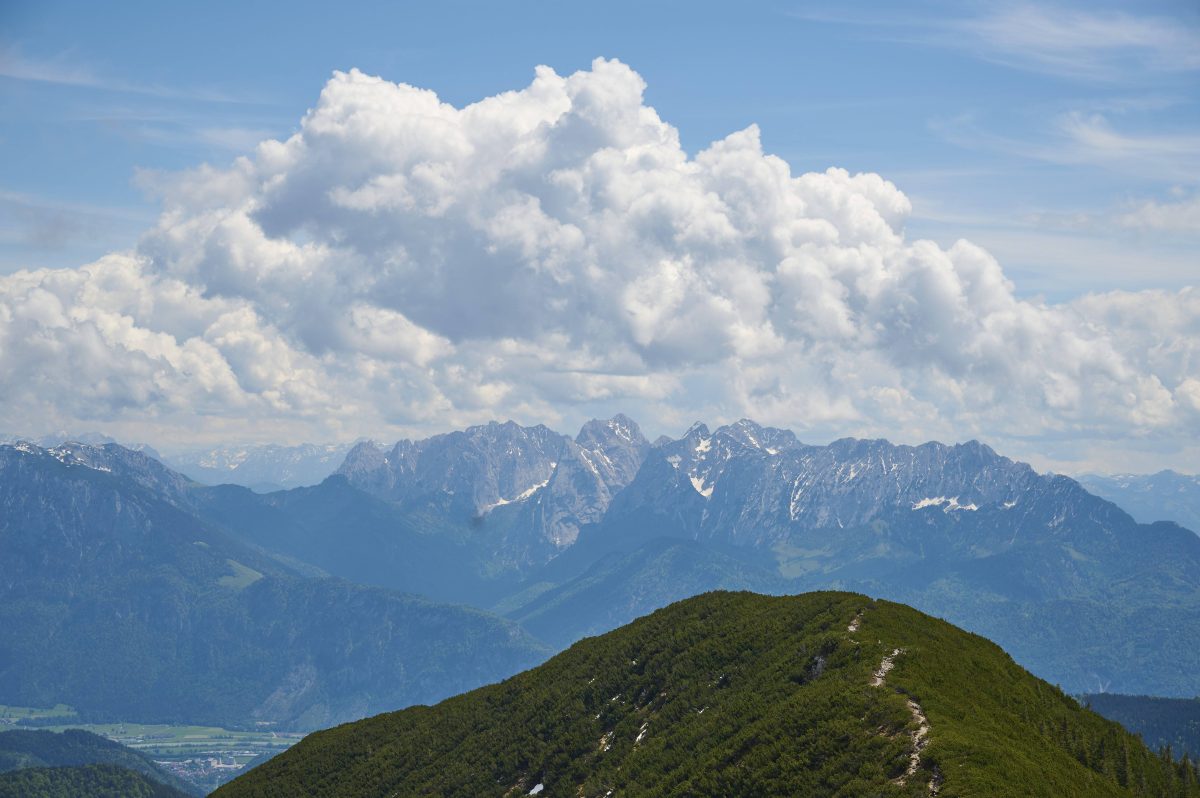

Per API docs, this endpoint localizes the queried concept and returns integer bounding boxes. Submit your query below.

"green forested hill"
[0,763,191,798]
[217,591,1200,798]
[0,729,197,795]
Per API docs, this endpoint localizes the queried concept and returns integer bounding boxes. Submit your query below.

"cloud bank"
[1,59,1196,466]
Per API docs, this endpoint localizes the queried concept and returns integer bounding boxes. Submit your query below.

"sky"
[0,0,1197,473]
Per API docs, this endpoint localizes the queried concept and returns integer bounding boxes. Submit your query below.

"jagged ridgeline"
[216,592,1200,798]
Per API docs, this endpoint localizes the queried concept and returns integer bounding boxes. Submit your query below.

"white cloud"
[1116,193,1200,233]
[1,59,1197,465]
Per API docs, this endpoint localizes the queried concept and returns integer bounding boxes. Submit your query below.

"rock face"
[338,416,650,566]
[525,414,651,548]
[603,420,1046,549]
[338,421,568,513]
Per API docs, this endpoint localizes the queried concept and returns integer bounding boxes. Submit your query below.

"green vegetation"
[1085,694,1200,761]
[217,591,1200,797]
[0,728,197,795]
[0,763,190,798]
[217,559,264,590]
[0,704,79,728]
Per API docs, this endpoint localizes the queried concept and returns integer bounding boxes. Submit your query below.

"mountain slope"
[0,729,197,796]
[0,442,550,729]
[216,592,1200,798]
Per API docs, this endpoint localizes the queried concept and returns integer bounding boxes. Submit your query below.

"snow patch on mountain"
[911,496,978,512]
[481,476,552,513]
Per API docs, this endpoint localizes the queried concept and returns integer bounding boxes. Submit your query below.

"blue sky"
[0,1,1197,471]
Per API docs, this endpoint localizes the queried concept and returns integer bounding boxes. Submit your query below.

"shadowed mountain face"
[0,443,550,730]
[215,592,1200,798]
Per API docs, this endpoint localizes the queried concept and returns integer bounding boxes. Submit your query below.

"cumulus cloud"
[1,59,1197,461]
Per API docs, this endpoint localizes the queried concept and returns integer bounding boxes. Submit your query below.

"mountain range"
[3,414,1199,734]
[163,443,355,493]
[330,416,1200,696]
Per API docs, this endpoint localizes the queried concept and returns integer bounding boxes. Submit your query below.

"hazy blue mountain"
[0,729,198,796]
[506,537,786,647]
[0,442,549,730]
[1077,471,1200,533]
[190,475,502,605]
[165,443,354,491]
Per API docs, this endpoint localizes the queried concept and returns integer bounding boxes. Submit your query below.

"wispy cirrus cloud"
[951,3,1200,81]
[932,110,1200,182]
[790,3,1200,82]
[0,46,262,104]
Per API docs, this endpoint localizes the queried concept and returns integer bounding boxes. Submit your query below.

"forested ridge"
[218,591,1200,797]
